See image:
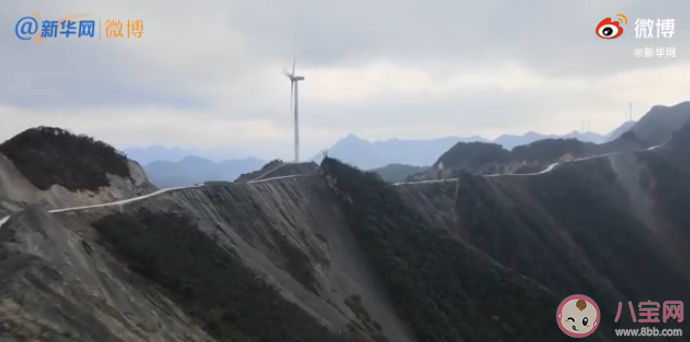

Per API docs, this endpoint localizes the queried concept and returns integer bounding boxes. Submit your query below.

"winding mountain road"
[393,144,660,185]
[0,173,302,229]
[0,145,661,228]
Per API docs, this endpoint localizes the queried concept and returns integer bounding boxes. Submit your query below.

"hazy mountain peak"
[605,121,637,142]
[628,101,690,145]
[651,101,690,111]
[342,133,365,141]
[180,155,212,163]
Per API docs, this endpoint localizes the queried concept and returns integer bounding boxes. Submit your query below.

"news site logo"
[14,11,144,44]
[596,13,628,40]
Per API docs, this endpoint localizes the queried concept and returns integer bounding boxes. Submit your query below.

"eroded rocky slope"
[395,121,690,341]
[2,173,414,342]
[0,121,689,341]
[0,127,155,216]
[408,130,647,181]
[0,206,213,342]
[628,101,690,146]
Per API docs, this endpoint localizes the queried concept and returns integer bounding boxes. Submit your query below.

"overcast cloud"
[2,0,690,159]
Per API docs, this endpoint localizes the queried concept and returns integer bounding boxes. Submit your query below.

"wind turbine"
[283,57,305,162]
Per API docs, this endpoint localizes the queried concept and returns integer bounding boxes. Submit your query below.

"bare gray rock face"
[0,120,688,342]
[0,154,156,216]
[0,206,213,342]
[0,161,417,342]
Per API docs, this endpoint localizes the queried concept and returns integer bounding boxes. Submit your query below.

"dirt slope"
[0,127,155,216]
[17,175,416,342]
[0,205,212,342]
[1,123,689,341]
[395,144,690,341]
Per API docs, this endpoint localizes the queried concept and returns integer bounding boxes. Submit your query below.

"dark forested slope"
[93,208,367,342]
[371,164,429,183]
[635,116,690,271]
[3,120,689,342]
[629,101,690,145]
[452,159,689,337]
[435,132,645,170]
[321,158,591,342]
[434,141,510,168]
[0,126,131,191]
[234,159,284,182]
[444,123,690,340]
[390,119,690,341]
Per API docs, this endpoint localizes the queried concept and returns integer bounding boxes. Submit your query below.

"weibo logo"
[596,13,627,40]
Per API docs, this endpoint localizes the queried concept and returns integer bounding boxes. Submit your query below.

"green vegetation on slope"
[639,119,690,255]
[435,133,643,170]
[629,101,690,145]
[434,141,510,168]
[667,113,690,150]
[451,153,690,339]
[93,208,365,342]
[371,163,429,183]
[0,126,131,191]
[321,157,568,342]
[510,139,589,163]
[234,159,283,182]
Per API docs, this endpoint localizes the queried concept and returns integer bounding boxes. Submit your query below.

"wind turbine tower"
[283,57,305,162]
[629,102,633,121]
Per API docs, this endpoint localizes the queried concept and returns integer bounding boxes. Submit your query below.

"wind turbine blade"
[291,56,296,76]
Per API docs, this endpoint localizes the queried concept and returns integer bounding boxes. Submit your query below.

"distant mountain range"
[605,121,636,142]
[143,156,266,187]
[371,164,430,183]
[493,131,606,149]
[310,135,486,170]
[122,145,256,165]
[308,130,610,169]
[627,102,690,145]
[127,122,642,187]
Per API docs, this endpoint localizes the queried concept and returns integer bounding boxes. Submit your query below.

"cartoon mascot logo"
[557,294,600,338]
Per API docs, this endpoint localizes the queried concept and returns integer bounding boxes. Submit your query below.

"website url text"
[615,327,682,337]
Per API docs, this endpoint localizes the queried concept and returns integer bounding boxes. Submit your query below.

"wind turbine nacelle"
[294,76,305,81]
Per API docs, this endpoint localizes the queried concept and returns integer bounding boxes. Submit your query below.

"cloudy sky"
[2,0,690,159]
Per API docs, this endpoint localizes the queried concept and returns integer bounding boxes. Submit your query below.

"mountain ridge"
[0,119,689,341]
[143,156,266,187]
[124,102,690,173]
[310,130,607,169]
[125,130,610,173]
[627,101,690,146]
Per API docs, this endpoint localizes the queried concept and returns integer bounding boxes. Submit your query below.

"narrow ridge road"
[394,144,660,185]
[0,173,302,228]
[0,145,660,228]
